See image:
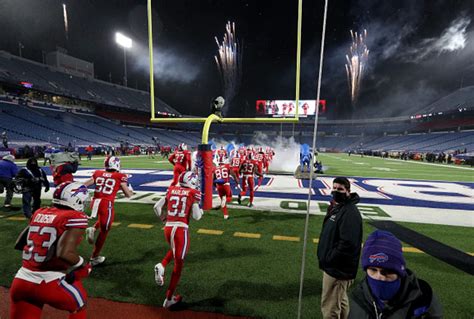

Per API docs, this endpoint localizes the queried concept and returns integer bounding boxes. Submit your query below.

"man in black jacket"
[317,177,362,319]
[15,157,50,218]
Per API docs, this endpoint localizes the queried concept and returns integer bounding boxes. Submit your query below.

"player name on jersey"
[33,214,57,224]
[170,188,191,196]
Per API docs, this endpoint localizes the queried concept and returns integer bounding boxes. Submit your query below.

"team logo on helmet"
[105,156,121,171]
[179,171,199,190]
[52,182,90,212]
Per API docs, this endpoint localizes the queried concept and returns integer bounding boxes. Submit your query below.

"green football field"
[2,154,473,318]
[31,152,472,182]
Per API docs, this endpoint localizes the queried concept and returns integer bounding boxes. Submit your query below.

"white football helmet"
[178,171,199,190]
[178,143,187,151]
[52,182,90,212]
[104,156,121,171]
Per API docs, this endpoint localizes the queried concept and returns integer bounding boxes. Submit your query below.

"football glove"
[66,263,92,284]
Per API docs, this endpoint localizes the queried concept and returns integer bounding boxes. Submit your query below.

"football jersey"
[255,152,265,162]
[165,186,201,225]
[241,159,258,175]
[169,150,191,167]
[92,170,128,201]
[22,207,88,272]
[230,156,241,168]
[214,164,231,183]
[217,149,227,160]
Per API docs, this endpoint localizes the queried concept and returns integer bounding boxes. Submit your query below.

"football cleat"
[224,215,229,220]
[154,263,165,286]
[237,194,242,204]
[247,203,254,208]
[85,227,96,244]
[90,256,106,266]
[163,295,182,308]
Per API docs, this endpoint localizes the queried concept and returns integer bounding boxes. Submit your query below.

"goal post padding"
[198,143,214,210]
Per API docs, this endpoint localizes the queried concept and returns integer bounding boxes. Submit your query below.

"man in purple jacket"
[0,154,18,208]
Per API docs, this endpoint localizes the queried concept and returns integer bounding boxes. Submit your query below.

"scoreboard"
[256,100,326,117]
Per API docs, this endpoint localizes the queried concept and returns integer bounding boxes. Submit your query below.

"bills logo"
[71,185,88,196]
[369,253,388,263]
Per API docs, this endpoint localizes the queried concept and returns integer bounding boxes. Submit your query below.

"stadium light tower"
[115,32,132,87]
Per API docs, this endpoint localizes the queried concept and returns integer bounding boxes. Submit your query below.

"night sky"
[1,0,473,118]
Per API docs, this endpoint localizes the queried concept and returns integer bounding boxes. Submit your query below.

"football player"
[83,156,133,266]
[265,147,275,174]
[216,146,227,164]
[168,143,191,186]
[52,160,78,186]
[10,182,91,319]
[230,151,242,186]
[213,157,238,219]
[255,147,267,187]
[153,171,203,308]
[238,153,263,207]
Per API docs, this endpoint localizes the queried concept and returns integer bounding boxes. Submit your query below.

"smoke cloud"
[210,132,300,173]
[132,44,200,84]
[400,16,471,63]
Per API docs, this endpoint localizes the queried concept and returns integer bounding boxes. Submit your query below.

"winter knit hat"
[2,154,14,162]
[362,230,406,277]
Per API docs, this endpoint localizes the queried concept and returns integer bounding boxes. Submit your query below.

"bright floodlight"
[115,32,132,49]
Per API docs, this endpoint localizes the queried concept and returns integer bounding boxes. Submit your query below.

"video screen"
[256,100,326,117]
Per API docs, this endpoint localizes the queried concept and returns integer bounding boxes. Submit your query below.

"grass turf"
[316,153,474,182]
[0,199,473,318]
[20,152,474,183]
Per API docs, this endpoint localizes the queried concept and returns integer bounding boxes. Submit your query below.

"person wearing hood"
[349,230,442,318]
[16,157,50,218]
[0,154,18,208]
[317,176,363,319]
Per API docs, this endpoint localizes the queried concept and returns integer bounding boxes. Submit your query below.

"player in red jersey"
[254,147,268,187]
[230,152,242,184]
[83,156,133,266]
[238,153,263,207]
[168,143,191,186]
[265,147,275,173]
[153,171,203,308]
[10,182,91,319]
[216,146,227,163]
[213,157,238,219]
[238,146,247,159]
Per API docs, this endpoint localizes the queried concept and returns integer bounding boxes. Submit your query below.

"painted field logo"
[369,253,388,263]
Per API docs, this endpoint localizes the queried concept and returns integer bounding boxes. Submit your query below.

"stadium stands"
[0,50,473,155]
[0,51,179,115]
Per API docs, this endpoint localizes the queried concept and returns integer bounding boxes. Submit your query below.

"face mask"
[331,191,347,203]
[367,276,401,301]
[27,161,39,171]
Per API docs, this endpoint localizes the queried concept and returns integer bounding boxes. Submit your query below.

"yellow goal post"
[147,0,303,144]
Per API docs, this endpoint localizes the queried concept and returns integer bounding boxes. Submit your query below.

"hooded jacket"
[0,157,18,179]
[349,269,443,319]
[317,192,362,280]
[16,158,49,193]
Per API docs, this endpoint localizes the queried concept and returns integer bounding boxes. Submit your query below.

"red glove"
[66,263,92,283]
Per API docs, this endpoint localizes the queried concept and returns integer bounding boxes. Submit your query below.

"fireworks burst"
[62,3,69,40]
[345,29,369,105]
[214,21,243,110]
